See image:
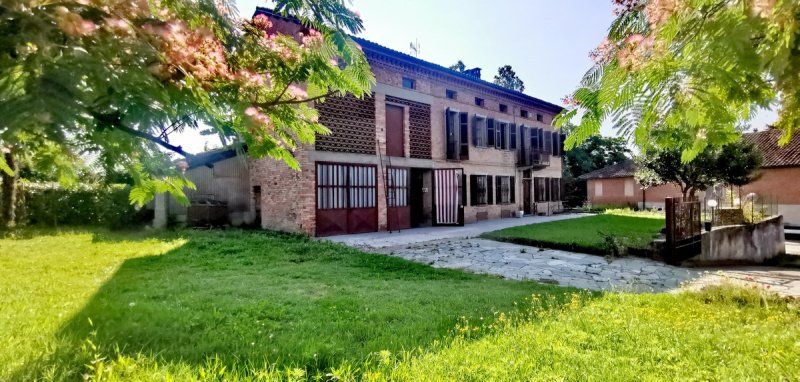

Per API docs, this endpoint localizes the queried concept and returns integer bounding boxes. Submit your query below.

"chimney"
[464,67,481,79]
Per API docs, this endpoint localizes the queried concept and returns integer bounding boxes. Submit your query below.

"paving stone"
[362,238,800,297]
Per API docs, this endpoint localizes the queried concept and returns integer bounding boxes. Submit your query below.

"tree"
[493,65,525,92]
[556,0,800,160]
[716,140,762,203]
[0,0,374,227]
[449,60,466,72]
[633,160,662,209]
[639,147,717,200]
[562,135,630,206]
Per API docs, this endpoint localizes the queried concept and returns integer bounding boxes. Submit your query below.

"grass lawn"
[1,228,798,381]
[482,210,665,255]
[0,229,563,381]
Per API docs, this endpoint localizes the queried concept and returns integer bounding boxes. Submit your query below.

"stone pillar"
[153,192,168,229]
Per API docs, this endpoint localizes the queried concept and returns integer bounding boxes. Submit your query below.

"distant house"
[741,129,800,226]
[579,128,800,226]
[579,159,684,210]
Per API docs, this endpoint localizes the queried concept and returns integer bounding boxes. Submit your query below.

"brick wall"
[587,177,684,207]
[249,148,316,235]
[741,167,800,204]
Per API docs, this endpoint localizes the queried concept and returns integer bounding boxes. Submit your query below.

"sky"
[180,0,778,153]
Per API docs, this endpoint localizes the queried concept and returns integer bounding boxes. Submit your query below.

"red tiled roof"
[578,159,636,180]
[743,129,800,168]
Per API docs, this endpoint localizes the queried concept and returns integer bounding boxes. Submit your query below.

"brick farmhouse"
[161,8,568,236]
[580,128,800,226]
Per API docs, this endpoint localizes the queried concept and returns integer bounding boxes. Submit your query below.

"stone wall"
[686,215,786,265]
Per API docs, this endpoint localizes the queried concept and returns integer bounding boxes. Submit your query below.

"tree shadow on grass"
[13,229,586,380]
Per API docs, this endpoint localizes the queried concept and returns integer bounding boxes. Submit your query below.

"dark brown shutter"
[551,131,559,156]
[472,116,480,146]
[509,124,517,150]
[495,123,503,149]
[560,133,566,155]
[470,175,477,206]
[487,176,494,205]
[487,119,495,147]
[495,176,502,205]
[459,112,469,160]
[510,176,516,203]
[461,173,467,206]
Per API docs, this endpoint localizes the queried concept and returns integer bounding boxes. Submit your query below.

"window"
[445,109,459,160]
[595,181,603,197]
[402,77,415,89]
[472,115,487,147]
[475,97,484,106]
[496,121,508,150]
[536,113,544,122]
[446,89,457,100]
[445,109,469,160]
[520,110,529,118]
[316,163,376,209]
[624,179,634,197]
[495,176,515,204]
[459,112,469,159]
[551,131,560,156]
[550,178,561,201]
[533,177,562,202]
[470,175,493,205]
[499,104,508,113]
[387,168,409,207]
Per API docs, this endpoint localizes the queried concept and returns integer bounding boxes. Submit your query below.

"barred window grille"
[387,168,408,207]
[316,163,376,210]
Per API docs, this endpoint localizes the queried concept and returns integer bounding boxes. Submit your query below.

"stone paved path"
[371,238,800,297]
[375,238,700,293]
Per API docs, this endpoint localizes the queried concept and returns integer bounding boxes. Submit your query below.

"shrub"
[14,183,152,229]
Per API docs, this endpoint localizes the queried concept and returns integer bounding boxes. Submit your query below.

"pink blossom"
[624,34,645,45]
[55,7,97,37]
[253,14,272,30]
[287,84,307,99]
[589,37,616,64]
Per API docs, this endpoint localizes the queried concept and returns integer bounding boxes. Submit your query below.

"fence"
[702,185,778,225]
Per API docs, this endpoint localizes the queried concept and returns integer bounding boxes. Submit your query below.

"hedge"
[3,183,152,229]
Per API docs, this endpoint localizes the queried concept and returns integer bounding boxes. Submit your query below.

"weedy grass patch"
[482,210,664,255]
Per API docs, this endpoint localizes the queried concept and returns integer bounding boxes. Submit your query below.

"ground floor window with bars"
[533,177,563,202]
[469,175,493,206]
[495,176,515,204]
[386,167,408,207]
[316,163,376,209]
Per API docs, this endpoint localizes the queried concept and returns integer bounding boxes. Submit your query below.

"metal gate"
[434,168,463,225]
[315,163,378,236]
[665,197,702,263]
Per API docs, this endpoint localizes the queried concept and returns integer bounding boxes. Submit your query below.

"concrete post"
[153,192,168,229]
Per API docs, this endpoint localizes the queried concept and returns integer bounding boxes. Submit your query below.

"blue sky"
[182,0,777,152]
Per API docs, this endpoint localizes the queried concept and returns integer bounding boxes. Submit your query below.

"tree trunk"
[1,151,18,228]
[681,185,690,201]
